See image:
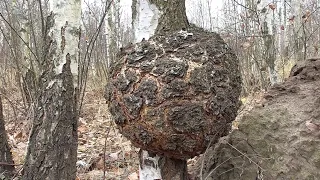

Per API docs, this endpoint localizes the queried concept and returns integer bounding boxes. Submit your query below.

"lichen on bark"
[22,0,81,179]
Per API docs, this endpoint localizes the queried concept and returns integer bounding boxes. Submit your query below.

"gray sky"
[83,0,225,31]
[186,0,224,30]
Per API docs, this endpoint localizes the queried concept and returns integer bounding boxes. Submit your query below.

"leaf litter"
[3,87,140,179]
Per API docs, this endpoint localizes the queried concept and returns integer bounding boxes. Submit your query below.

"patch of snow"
[178,30,194,39]
[55,63,64,75]
[46,79,63,89]
[133,0,161,43]
[76,160,88,168]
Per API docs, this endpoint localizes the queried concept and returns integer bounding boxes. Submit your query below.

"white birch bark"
[133,0,161,43]
[139,150,162,180]
[49,0,81,77]
[22,0,81,179]
[258,0,279,85]
[132,1,163,179]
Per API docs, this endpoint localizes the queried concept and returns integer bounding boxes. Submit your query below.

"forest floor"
[75,87,140,179]
[2,83,260,180]
[2,85,140,179]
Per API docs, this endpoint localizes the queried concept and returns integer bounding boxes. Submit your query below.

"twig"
[103,138,106,180]
[226,142,265,171]
[0,162,22,166]
[200,137,215,180]
[0,13,39,63]
[0,92,19,123]
[204,154,244,180]
[11,165,24,180]
[78,0,114,114]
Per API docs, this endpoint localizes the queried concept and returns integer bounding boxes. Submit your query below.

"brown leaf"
[95,157,105,170]
[306,120,319,132]
[78,125,88,133]
[269,3,276,10]
[128,172,139,180]
[14,131,23,139]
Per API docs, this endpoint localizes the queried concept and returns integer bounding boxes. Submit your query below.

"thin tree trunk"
[0,94,15,178]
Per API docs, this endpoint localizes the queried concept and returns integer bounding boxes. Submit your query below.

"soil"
[190,58,320,180]
[2,86,140,179]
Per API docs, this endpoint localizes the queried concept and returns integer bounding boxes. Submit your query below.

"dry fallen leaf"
[115,168,125,176]
[306,120,319,132]
[269,3,276,10]
[95,157,105,170]
[14,131,23,139]
[78,125,88,133]
[128,172,139,180]
[109,151,121,161]
[8,134,17,147]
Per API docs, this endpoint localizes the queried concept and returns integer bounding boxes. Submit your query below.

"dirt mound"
[191,58,320,179]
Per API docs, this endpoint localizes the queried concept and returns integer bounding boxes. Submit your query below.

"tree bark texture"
[122,0,240,179]
[159,157,188,180]
[139,150,188,180]
[0,95,15,178]
[151,0,189,34]
[22,0,81,179]
[22,59,78,180]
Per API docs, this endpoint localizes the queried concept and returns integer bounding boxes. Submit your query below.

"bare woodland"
[0,0,319,179]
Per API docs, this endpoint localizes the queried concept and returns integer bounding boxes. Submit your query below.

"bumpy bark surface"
[0,95,15,178]
[22,57,78,180]
[191,58,320,179]
[22,1,80,177]
[105,26,241,159]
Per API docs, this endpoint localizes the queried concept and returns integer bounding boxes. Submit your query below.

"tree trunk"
[132,0,189,179]
[22,0,81,179]
[151,0,189,34]
[139,151,188,180]
[159,157,188,180]
[132,0,189,42]
[107,0,120,65]
[0,95,15,178]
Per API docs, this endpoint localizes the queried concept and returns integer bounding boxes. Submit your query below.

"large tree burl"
[105,27,241,159]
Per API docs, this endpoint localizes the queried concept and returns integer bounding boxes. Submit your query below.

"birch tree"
[131,0,189,179]
[22,0,81,179]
